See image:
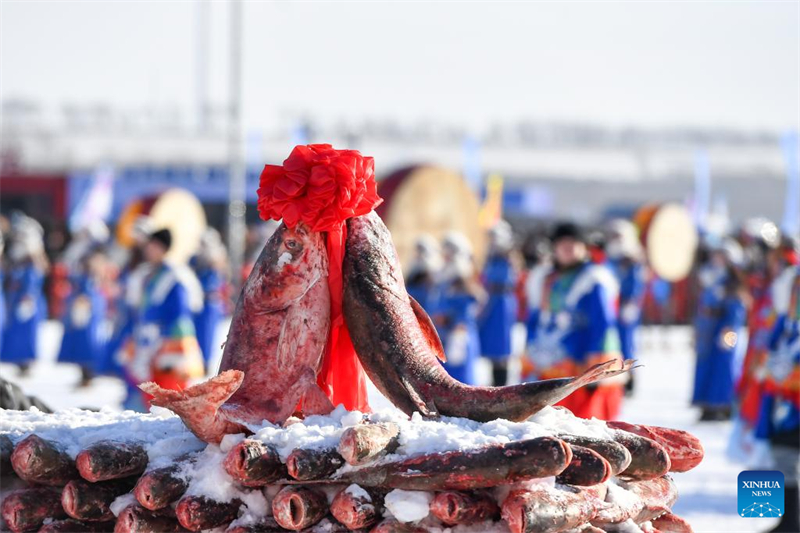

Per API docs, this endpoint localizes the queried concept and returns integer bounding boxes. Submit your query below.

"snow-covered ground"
[623,327,778,533]
[0,323,781,532]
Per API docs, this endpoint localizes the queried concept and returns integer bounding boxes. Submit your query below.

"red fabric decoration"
[257,144,382,412]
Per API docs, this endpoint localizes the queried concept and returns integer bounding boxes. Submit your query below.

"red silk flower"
[257,144,381,232]
[257,144,382,413]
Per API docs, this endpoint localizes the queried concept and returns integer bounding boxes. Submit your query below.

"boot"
[714,406,732,421]
[77,366,94,388]
[699,408,716,422]
[624,373,636,397]
[769,485,800,532]
[492,361,508,387]
[17,362,31,377]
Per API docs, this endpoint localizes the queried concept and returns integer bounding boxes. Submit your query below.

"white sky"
[1,1,799,133]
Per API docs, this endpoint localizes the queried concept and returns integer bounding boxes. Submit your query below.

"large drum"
[634,203,698,282]
[376,165,485,270]
[116,188,207,264]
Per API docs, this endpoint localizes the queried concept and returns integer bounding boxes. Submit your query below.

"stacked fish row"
[0,414,702,533]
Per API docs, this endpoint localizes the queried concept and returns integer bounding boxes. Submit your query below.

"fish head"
[346,211,405,287]
[245,222,329,311]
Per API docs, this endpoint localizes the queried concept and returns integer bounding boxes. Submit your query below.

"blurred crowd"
[404,216,799,531]
[0,212,233,411]
[0,210,798,528]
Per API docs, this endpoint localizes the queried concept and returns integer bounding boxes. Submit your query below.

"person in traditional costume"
[122,228,204,411]
[478,220,519,386]
[606,219,647,394]
[1,216,47,375]
[405,234,442,314]
[100,216,153,378]
[56,249,110,387]
[525,222,624,420]
[433,232,484,385]
[755,259,799,533]
[728,220,783,460]
[692,238,750,421]
[56,223,111,386]
[190,228,229,368]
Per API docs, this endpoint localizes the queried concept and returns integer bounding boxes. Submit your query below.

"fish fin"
[301,381,335,416]
[399,373,438,417]
[139,370,245,443]
[408,294,447,363]
[570,359,634,390]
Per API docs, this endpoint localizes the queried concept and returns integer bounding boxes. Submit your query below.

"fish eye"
[285,240,298,250]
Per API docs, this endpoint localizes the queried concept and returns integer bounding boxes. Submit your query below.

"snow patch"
[612,519,646,532]
[252,404,604,468]
[345,484,372,502]
[384,489,433,523]
[607,481,643,508]
[110,493,137,517]
[0,407,204,462]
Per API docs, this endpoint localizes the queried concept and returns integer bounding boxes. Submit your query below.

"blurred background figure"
[190,228,229,370]
[59,221,110,272]
[433,231,484,385]
[692,237,750,421]
[54,222,110,385]
[121,228,204,411]
[101,216,154,378]
[525,222,624,420]
[754,253,799,533]
[729,219,783,460]
[56,241,110,388]
[587,228,608,265]
[606,218,646,395]
[1,215,48,375]
[405,234,442,313]
[478,220,519,386]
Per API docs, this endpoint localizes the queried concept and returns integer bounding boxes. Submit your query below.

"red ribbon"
[317,224,367,411]
[258,144,382,412]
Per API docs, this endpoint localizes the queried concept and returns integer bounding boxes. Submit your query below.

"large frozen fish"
[343,211,633,422]
[141,222,332,443]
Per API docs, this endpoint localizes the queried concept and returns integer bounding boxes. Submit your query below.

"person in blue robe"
[606,219,647,394]
[433,232,484,385]
[692,239,749,421]
[99,216,153,378]
[478,221,519,386]
[57,249,109,386]
[190,229,228,368]
[754,263,799,533]
[1,219,47,373]
[121,229,205,411]
[405,234,441,314]
[525,222,624,420]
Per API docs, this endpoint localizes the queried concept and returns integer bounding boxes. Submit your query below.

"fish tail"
[570,359,636,389]
[139,370,245,443]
